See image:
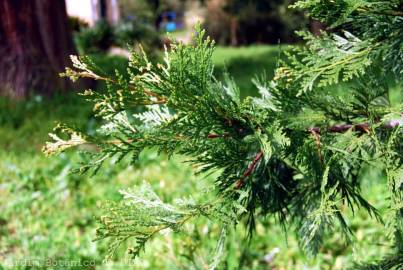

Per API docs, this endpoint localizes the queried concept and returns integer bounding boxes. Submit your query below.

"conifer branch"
[358,7,403,17]
[47,13,403,267]
[235,149,264,189]
[308,118,401,134]
[103,76,167,103]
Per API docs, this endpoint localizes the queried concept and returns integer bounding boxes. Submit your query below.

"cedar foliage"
[44,0,402,268]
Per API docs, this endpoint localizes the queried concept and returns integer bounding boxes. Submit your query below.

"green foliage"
[118,0,158,22]
[113,21,160,49]
[282,31,373,94]
[74,20,114,54]
[74,20,161,55]
[96,182,232,262]
[286,0,403,94]
[46,2,402,268]
[0,48,399,269]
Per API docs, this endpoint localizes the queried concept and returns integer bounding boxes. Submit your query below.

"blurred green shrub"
[118,0,159,22]
[73,20,161,55]
[74,20,114,54]
[113,21,161,49]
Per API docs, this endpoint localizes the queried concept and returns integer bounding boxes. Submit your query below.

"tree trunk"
[230,16,238,46]
[0,0,79,98]
[105,0,120,25]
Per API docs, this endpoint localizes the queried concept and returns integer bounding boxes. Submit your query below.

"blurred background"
[0,1,392,269]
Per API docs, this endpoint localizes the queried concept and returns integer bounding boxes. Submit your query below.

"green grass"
[0,46,395,269]
[213,45,285,97]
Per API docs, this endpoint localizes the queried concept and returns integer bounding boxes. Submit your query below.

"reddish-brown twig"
[235,149,264,189]
[308,127,323,163]
[307,118,402,135]
[207,133,230,139]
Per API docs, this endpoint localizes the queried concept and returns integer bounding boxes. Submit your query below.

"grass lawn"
[213,45,284,97]
[0,45,395,269]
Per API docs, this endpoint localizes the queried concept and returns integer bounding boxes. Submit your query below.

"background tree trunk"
[0,0,79,98]
[229,16,238,46]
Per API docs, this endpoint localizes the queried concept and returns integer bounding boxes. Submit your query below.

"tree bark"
[229,16,238,46]
[0,0,79,98]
